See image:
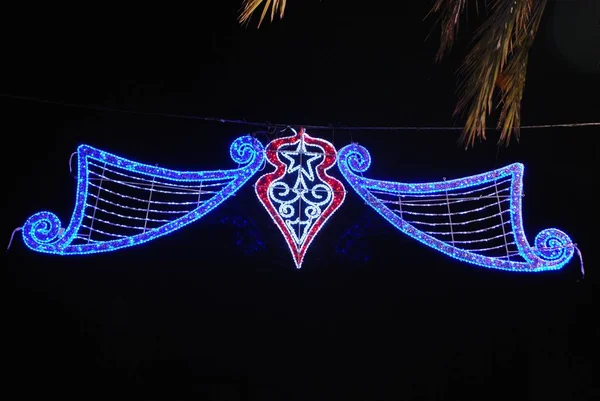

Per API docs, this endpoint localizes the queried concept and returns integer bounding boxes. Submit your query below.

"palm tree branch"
[430,0,470,61]
[453,0,547,147]
[238,0,287,27]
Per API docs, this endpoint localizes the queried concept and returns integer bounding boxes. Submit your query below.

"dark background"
[2,1,598,399]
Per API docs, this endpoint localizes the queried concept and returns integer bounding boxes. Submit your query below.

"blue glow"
[334,217,374,263]
[220,215,266,255]
[21,136,265,255]
[337,143,575,272]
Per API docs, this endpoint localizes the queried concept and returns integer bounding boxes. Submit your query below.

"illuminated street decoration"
[336,143,575,272]
[255,128,345,268]
[15,129,577,273]
[20,136,265,255]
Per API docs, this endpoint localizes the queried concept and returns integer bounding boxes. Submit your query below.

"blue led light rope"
[21,136,265,255]
[17,133,578,273]
[337,143,575,272]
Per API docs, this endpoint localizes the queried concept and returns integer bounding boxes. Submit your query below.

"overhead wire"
[1,93,598,132]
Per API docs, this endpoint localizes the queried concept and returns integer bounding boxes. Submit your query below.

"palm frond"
[431,0,547,147]
[430,0,469,62]
[238,0,287,28]
[495,3,546,146]
[455,0,547,148]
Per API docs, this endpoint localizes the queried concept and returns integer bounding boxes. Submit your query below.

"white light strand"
[373,177,521,258]
[75,235,99,243]
[255,183,346,194]
[392,208,509,226]
[377,178,519,257]
[369,178,512,199]
[389,198,508,217]
[81,224,127,238]
[87,162,106,243]
[82,162,234,243]
[395,195,507,207]
[88,192,193,214]
[84,214,146,230]
[494,178,511,258]
[89,171,207,195]
[85,204,172,222]
[496,252,522,259]
[451,232,512,244]
[88,162,230,189]
[424,220,510,236]
[467,241,517,252]
[88,181,205,205]
[398,189,510,206]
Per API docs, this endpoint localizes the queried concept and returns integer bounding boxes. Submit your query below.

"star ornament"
[16,129,578,274]
[255,128,346,268]
[279,140,322,181]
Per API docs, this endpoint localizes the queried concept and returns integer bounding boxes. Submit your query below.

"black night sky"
[2,1,598,400]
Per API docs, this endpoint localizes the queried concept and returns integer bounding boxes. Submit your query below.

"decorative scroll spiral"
[229,136,262,165]
[310,184,333,205]
[269,182,299,218]
[340,143,372,173]
[268,180,334,223]
[22,211,64,244]
[534,228,574,262]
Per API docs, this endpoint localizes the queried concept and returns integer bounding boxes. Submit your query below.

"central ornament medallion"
[255,128,346,268]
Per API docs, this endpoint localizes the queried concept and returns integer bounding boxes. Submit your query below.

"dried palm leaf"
[430,0,469,62]
[457,0,547,147]
[495,4,546,146]
[432,0,547,147]
[239,0,287,28]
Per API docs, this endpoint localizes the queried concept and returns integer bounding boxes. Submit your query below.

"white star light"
[279,140,323,181]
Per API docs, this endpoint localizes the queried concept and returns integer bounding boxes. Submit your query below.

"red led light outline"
[255,128,346,268]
